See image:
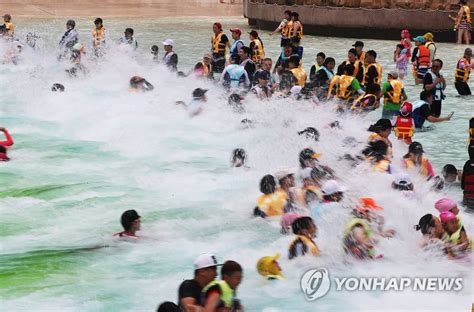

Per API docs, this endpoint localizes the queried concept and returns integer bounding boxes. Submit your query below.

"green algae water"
[0,16,472,311]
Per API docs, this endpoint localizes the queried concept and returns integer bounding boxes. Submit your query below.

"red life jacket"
[394,115,414,144]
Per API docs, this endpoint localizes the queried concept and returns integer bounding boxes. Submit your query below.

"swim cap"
[357,197,384,211]
[439,211,457,224]
[400,102,413,114]
[413,36,426,43]
[256,253,283,279]
[434,198,457,213]
[281,213,304,232]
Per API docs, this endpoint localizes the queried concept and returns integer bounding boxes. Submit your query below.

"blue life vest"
[223,64,246,89]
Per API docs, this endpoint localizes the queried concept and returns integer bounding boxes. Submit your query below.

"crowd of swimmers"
[2,8,474,312]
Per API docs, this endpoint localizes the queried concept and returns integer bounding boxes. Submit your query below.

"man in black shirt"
[412,91,452,129]
[238,46,256,83]
[423,59,446,117]
[178,253,221,312]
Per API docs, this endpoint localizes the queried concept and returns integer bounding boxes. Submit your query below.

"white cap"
[274,168,296,181]
[321,180,347,195]
[394,172,412,185]
[194,253,221,270]
[290,86,302,96]
[162,39,174,46]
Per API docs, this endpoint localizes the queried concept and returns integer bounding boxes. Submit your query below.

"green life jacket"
[343,217,374,257]
[202,280,234,308]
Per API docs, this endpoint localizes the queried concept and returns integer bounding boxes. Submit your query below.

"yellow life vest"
[461,5,472,24]
[202,280,234,308]
[361,63,383,86]
[448,226,472,250]
[358,51,366,64]
[291,235,319,256]
[4,22,14,36]
[289,20,303,39]
[351,93,375,111]
[384,79,403,104]
[343,60,362,79]
[92,26,106,47]
[251,38,265,63]
[336,75,355,100]
[404,157,430,177]
[291,67,307,86]
[455,58,471,82]
[327,75,340,100]
[372,158,391,173]
[212,32,227,55]
[256,192,287,217]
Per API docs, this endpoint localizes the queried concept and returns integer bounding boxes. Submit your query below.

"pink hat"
[434,198,457,213]
[280,213,303,231]
[440,211,457,224]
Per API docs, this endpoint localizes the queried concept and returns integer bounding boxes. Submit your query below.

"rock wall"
[250,0,460,11]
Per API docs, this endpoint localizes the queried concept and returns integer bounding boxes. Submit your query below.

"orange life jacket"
[288,20,303,39]
[461,5,472,24]
[291,67,307,86]
[336,75,356,100]
[417,45,431,68]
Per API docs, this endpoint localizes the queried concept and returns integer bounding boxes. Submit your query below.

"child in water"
[394,44,408,80]
[440,211,471,258]
[256,253,284,280]
[394,102,415,144]
[288,216,320,259]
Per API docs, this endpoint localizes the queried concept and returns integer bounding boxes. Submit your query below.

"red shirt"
[0,129,14,148]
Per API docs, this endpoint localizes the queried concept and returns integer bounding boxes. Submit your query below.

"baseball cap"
[162,39,174,46]
[274,168,296,180]
[352,41,364,47]
[300,148,322,161]
[321,180,347,195]
[194,253,221,270]
[388,70,399,79]
[413,36,426,43]
[230,28,242,35]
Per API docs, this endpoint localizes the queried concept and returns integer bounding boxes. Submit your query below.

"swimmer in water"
[51,83,65,92]
[186,88,207,117]
[231,148,246,167]
[297,127,319,142]
[129,76,154,92]
[113,209,141,239]
[288,216,320,259]
[256,253,284,280]
[151,45,159,62]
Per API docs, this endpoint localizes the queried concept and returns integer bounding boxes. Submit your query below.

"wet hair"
[279,70,295,90]
[432,59,443,68]
[157,302,181,312]
[396,44,405,50]
[151,45,159,54]
[260,175,277,194]
[292,216,314,235]
[368,118,392,132]
[460,0,467,4]
[343,64,355,76]
[94,18,103,25]
[125,28,134,35]
[323,57,335,67]
[366,50,377,59]
[362,140,389,159]
[442,164,458,177]
[221,260,242,277]
[263,57,272,63]
[228,93,242,106]
[232,148,246,167]
[240,46,251,56]
[213,22,222,30]
[120,210,140,231]
[291,12,300,19]
[51,83,65,92]
[316,52,326,59]
[66,19,76,27]
[415,214,435,235]
[298,127,320,141]
[284,10,292,15]
[289,55,300,67]
[420,90,432,101]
